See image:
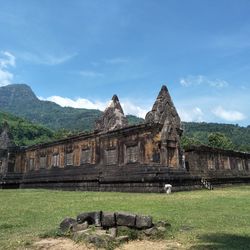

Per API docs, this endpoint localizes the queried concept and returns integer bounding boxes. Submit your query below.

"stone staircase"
[201,177,213,190]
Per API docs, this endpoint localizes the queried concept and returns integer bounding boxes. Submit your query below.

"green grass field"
[0,186,250,249]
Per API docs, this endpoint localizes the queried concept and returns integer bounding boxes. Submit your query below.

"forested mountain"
[182,122,250,152]
[0,84,142,131]
[0,84,249,151]
[0,111,55,146]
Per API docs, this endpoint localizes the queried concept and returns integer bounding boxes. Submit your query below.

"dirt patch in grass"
[33,238,184,250]
[33,238,93,250]
[118,239,184,249]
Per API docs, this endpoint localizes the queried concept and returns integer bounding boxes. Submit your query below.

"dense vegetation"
[0,84,142,132]
[0,84,249,151]
[0,187,250,249]
[0,111,55,146]
[182,122,250,152]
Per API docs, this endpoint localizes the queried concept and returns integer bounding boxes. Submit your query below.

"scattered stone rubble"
[59,211,171,248]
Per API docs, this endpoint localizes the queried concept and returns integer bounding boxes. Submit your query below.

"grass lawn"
[0,186,250,249]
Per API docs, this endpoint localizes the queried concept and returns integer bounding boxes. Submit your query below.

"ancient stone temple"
[0,122,19,186]
[0,85,250,191]
[95,95,128,132]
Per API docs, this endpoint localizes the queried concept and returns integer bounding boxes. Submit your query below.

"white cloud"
[0,51,16,68]
[39,96,148,118]
[79,70,104,78]
[0,70,13,86]
[177,107,204,122]
[0,51,16,86]
[212,106,246,121]
[120,100,148,118]
[39,96,108,111]
[180,75,229,88]
[19,52,77,65]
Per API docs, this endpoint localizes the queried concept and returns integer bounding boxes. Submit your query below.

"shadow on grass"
[190,233,250,250]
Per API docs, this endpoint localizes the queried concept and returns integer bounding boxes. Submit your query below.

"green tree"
[208,132,234,150]
[181,135,203,148]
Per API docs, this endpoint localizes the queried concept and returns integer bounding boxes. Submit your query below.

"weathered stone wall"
[2,85,250,191]
[17,123,194,192]
[0,149,8,175]
[185,146,250,185]
[19,124,165,172]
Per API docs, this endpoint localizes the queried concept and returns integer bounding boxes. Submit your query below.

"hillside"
[182,122,250,152]
[0,84,249,151]
[0,111,55,146]
[0,84,143,131]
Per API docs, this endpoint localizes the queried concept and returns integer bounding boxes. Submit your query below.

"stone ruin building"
[0,85,250,192]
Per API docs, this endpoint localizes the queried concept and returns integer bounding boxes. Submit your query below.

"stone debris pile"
[59,211,171,248]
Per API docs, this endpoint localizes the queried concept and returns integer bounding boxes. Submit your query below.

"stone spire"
[145,85,183,167]
[145,85,181,127]
[145,85,182,144]
[95,95,128,132]
[0,121,15,149]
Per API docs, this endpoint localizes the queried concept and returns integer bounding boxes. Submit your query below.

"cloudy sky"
[0,0,249,126]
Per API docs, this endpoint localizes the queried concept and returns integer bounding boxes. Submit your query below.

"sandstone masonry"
[0,85,250,191]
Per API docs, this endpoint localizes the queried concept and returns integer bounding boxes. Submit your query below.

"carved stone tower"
[0,122,16,176]
[145,85,183,168]
[0,121,15,150]
[95,95,128,132]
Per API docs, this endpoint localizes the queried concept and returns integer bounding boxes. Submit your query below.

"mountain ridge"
[0,84,143,131]
[0,84,249,151]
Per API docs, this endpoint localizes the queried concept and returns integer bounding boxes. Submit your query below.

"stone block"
[108,227,117,238]
[101,212,116,227]
[135,215,152,229]
[77,211,101,226]
[72,221,88,232]
[85,234,105,247]
[115,212,136,227]
[143,227,158,236]
[85,234,113,248]
[59,217,76,233]
[116,236,129,243]
[73,228,92,240]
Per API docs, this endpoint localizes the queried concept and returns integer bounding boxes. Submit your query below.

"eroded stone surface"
[72,221,88,232]
[143,227,159,236]
[59,212,171,249]
[77,211,101,226]
[115,212,136,227]
[101,212,116,228]
[59,218,76,233]
[109,227,117,238]
[85,234,108,248]
[116,235,129,243]
[95,95,128,132]
[145,85,180,127]
[135,215,152,229]
[73,228,92,241]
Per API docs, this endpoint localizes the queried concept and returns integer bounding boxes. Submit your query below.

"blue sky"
[0,0,249,126]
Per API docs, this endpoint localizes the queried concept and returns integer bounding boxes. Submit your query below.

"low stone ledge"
[76,211,101,226]
[59,211,171,249]
[71,221,88,232]
[135,215,152,229]
[59,217,76,233]
[115,212,136,227]
[101,212,116,228]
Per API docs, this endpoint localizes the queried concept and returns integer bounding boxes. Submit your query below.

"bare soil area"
[118,239,184,250]
[33,238,185,250]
